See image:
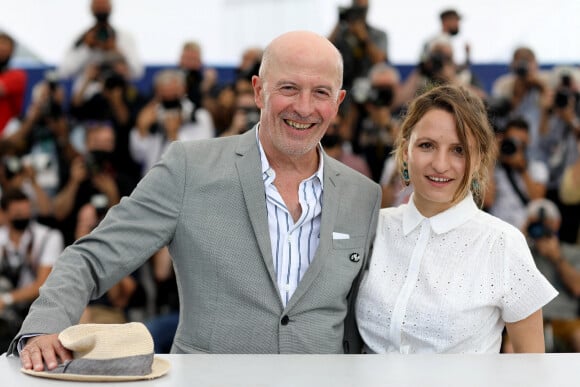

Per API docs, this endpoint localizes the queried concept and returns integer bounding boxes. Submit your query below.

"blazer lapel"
[235,129,278,288]
[285,153,340,311]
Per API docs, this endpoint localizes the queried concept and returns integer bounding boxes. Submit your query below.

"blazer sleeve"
[9,141,188,352]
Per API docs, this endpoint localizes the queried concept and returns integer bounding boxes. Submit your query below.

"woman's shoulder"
[474,210,528,245]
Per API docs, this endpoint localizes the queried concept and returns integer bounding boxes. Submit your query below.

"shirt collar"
[403,193,479,235]
[256,124,324,188]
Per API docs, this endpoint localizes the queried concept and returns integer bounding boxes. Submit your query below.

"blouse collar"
[402,193,479,236]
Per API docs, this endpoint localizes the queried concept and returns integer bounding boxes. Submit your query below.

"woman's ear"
[402,139,409,162]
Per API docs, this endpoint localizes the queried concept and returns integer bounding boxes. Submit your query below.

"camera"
[156,97,194,127]
[366,86,394,107]
[95,24,114,42]
[554,89,572,109]
[39,70,64,122]
[2,154,53,180]
[527,208,554,239]
[500,137,524,156]
[513,59,529,78]
[338,5,367,23]
[419,51,451,79]
[553,74,579,110]
[485,97,512,133]
[85,150,110,176]
[98,61,127,90]
[350,78,394,106]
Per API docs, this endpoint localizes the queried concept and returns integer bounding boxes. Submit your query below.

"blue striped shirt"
[257,132,323,307]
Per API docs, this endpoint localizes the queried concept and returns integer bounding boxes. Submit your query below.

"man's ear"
[252,75,264,109]
[338,89,346,105]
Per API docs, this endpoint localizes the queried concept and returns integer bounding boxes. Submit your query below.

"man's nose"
[293,92,315,117]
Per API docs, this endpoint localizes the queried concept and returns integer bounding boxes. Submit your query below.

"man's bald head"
[259,31,344,90]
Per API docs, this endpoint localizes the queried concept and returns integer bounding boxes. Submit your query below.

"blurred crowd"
[1,0,580,353]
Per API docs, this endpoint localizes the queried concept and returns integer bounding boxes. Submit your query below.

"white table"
[2,353,579,386]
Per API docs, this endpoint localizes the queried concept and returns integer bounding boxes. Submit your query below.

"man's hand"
[20,334,72,371]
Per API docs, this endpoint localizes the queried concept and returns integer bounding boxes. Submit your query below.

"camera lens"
[554,90,570,108]
[500,138,518,155]
[513,60,529,77]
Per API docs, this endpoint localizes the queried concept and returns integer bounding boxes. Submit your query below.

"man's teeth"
[428,176,450,182]
[286,120,312,129]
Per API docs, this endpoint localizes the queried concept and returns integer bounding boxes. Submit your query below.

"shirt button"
[281,315,290,326]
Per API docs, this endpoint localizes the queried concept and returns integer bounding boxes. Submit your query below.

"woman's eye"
[453,146,465,155]
[418,142,433,149]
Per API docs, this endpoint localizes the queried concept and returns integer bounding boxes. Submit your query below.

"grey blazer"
[9,128,381,354]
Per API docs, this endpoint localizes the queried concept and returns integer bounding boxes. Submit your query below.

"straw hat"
[21,322,170,382]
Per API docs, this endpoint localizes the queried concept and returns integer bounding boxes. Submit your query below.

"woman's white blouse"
[355,194,557,354]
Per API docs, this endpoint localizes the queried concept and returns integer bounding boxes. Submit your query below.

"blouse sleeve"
[500,229,558,323]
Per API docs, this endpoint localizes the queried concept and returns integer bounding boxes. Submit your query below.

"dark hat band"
[47,353,153,376]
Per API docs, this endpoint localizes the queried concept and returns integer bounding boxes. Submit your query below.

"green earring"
[402,161,410,186]
[471,178,479,192]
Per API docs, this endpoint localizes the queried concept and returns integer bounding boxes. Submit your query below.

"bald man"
[13,31,381,369]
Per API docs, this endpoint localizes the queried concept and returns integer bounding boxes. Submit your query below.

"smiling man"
[11,30,381,371]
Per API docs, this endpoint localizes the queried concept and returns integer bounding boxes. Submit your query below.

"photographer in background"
[488,117,548,230]
[52,122,132,246]
[0,188,64,352]
[130,69,214,176]
[399,36,486,107]
[523,199,580,352]
[492,47,552,161]
[57,0,143,81]
[178,41,219,113]
[345,63,401,182]
[219,88,259,137]
[0,150,54,225]
[421,9,470,73]
[3,73,79,201]
[537,67,580,243]
[329,0,388,93]
[69,53,146,187]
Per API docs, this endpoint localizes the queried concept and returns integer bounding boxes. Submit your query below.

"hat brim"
[21,357,170,382]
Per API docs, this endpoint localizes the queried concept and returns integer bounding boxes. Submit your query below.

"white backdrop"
[1,0,579,66]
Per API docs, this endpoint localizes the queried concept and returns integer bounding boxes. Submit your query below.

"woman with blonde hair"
[356,84,557,353]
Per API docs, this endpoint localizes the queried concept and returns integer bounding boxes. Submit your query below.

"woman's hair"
[393,84,497,207]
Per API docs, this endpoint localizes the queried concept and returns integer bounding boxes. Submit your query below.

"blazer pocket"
[332,235,366,250]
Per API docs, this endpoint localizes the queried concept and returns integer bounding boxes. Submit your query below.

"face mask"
[186,69,203,82]
[11,218,30,231]
[94,12,110,23]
